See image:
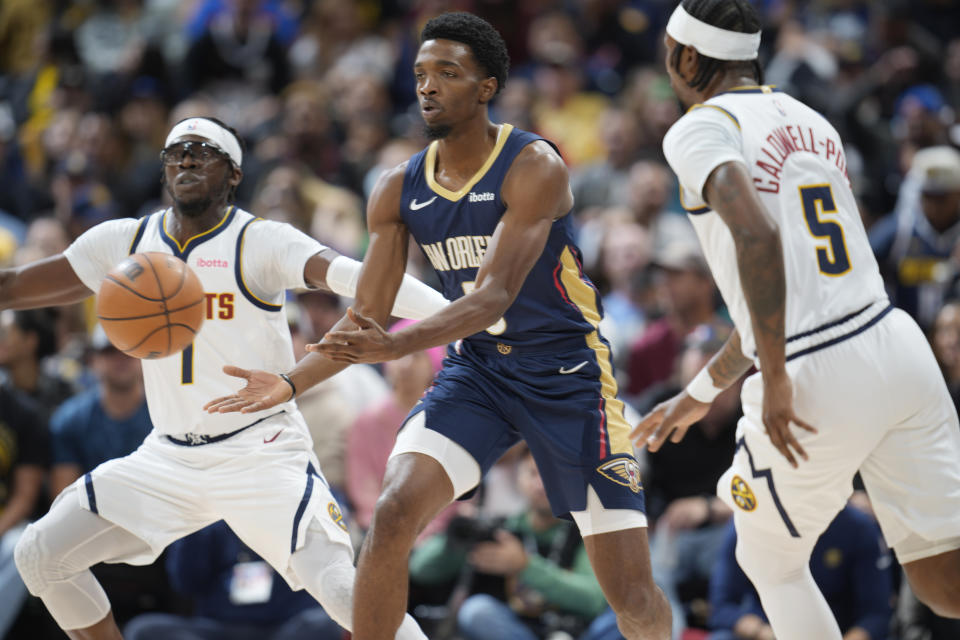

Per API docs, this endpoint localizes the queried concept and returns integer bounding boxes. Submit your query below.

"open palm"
[203,366,291,414]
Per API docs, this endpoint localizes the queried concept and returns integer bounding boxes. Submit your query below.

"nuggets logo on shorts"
[597,457,642,494]
[730,475,757,511]
[327,502,348,532]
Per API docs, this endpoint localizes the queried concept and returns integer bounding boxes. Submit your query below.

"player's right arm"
[205,164,412,414]
[1,218,146,311]
[0,256,91,310]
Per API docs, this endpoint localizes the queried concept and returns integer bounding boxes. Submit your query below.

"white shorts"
[71,410,352,589]
[718,307,960,563]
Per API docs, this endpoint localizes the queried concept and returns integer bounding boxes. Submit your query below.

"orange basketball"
[96,252,205,359]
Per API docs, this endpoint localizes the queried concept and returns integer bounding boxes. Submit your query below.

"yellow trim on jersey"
[239,218,283,310]
[687,104,741,130]
[425,124,513,201]
[725,84,777,92]
[558,248,632,455]
[162,206,233,253]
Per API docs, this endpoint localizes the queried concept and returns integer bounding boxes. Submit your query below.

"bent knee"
[14,523,50,595]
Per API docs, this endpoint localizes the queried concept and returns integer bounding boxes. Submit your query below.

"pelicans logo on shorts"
[730,475,757,511]
[597,457,642,494]
[327,502,348,532]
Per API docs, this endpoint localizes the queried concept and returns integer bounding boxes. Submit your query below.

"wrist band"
[278,373,296,401]
[685,367,724,403]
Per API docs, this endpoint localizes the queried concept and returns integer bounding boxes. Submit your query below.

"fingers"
[204,396,252,414]
[764,418,801,468]
[221,365,251,379]
[629,410,663,443]
[310,343,359,362]
[203,396,238,411]
[791,415,818,434]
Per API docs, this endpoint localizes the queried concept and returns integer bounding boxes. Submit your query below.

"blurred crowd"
[2,0,960,639]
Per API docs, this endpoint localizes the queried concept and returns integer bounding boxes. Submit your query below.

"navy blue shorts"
[403,334,645,518]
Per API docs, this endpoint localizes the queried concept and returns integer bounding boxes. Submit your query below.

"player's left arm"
[317,141,571,363]
[704,161,815,467]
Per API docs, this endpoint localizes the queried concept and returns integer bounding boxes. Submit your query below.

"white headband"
[666,4,761,61]
[165,118,242,167]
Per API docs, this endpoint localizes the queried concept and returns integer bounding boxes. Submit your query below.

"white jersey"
[65,206,326,437]
[662,86,887,360]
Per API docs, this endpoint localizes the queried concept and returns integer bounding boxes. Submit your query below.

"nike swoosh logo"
[409,196,437,211]
[263,430,284,443]
[558,361,589,375]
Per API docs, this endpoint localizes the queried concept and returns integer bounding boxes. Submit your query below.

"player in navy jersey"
[207,11,671,640]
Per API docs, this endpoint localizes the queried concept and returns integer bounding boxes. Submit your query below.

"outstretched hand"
[203,366,292,414]
[308,307,400,364]
[630,390,712,451]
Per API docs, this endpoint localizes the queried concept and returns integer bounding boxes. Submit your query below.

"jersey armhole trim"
[128,216,150,255]
[235,218,283,312]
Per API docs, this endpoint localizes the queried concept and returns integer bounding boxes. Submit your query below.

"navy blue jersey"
[400,124,601,351]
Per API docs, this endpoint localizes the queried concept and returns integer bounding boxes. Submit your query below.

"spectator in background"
[0,380,48,638]
[932,300,960,412]
[0,308,74,421]
[410,445,608,640]
[528,11,609,168]
[708,504,894,640]
[124,520,343,640]
[627,243,726,398]
[346,319,447,538]
[48,325,151,497]
[590,219,652,368]
[570,106,644,218]
[870,145,960,331]
[180,0,291,100]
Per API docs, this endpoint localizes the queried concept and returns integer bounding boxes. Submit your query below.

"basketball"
[96,252,205,359]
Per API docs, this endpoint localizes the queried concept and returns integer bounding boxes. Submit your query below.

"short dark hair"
[421,12,510,95]
[672,0,764,92]
[12,309,59,360]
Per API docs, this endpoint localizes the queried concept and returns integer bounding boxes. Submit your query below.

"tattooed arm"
[633,162,815,464]
[704,329,752,388]
[703,162,786,382]
[704,161,816,467]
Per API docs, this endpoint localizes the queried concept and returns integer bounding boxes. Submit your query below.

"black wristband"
[278,373,296,401]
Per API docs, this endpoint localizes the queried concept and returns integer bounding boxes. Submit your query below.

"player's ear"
[230,164,243,188]
[478,76,497,104]
[679,46,700,85]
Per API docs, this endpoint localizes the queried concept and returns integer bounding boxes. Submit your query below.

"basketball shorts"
[69,410,352,589]
[718,305,960,563]
[390,335,646,520]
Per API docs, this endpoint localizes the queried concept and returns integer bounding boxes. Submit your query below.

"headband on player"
[165,118,242,167]
[666,4,761,61]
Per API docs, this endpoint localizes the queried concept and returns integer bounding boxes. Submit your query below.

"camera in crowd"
[444,515,505,549]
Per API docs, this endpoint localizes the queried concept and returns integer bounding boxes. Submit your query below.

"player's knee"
[15,523,51,595]
[370,488,431,539]
[735,537,805,586]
